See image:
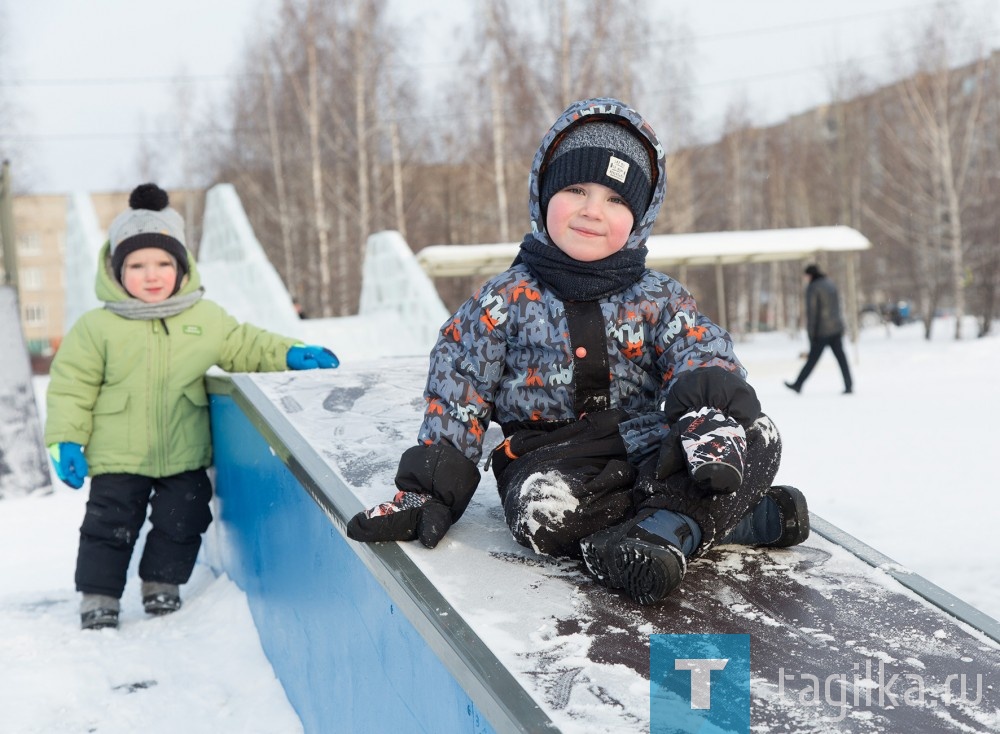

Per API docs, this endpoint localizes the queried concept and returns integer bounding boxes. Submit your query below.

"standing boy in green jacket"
[45,184,339,630]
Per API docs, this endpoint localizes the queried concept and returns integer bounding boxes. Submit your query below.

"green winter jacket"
[44,242,299,477]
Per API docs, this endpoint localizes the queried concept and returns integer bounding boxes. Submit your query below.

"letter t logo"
[675,658,729,708]
[651,634,750,733]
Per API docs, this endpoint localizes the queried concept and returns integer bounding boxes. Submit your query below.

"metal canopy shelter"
[415,225,872,333]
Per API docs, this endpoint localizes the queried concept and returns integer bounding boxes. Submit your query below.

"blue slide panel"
[209,392,496,734]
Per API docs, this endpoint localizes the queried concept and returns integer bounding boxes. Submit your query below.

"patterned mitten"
[679,407,746,493]
[347,491,452,548]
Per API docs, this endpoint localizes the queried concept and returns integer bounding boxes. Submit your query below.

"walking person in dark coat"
[785,264,853,394]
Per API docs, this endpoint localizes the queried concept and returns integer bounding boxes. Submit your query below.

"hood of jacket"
[94,240,203,304]
[527,97,667,252]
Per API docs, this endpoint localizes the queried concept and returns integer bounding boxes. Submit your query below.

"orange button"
[575,347,587,358]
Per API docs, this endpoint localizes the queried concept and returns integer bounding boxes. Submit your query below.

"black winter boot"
[721,485,810,547]
[142,581,182,616]
[580,510,700,605]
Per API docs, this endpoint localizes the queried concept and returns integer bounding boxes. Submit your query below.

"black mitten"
[346,490,454,548]
[663,366,761,429]
[347,443,480,549]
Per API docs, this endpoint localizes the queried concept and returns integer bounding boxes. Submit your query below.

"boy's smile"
[545,182,634,262]
[121,247,179,303]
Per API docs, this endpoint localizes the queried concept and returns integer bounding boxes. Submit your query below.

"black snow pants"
[632,413,783,556]
[491,410,637,558]
[793,334,853,392]
[492,411,782,559]
[75,469,213,598]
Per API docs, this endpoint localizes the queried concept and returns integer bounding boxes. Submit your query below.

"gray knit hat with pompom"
[107,183,188,284]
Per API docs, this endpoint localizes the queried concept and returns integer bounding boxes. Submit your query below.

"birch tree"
[205,0,414,318]
[259,44,295,283]
[885,4,988,338]
[963,52,1000,337]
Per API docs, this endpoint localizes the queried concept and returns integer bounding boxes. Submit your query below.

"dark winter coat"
[806,275,845,340]
[417,99,746,469]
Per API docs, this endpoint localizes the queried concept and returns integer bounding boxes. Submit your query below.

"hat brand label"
[606,156,629,183]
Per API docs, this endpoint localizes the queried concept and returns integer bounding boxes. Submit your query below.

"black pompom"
[128,183,169,211]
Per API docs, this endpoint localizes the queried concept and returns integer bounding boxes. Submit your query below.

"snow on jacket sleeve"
[416,275,514,463]
[44,314,107,447]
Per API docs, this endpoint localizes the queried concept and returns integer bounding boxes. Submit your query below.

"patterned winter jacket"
[417,98,746,467]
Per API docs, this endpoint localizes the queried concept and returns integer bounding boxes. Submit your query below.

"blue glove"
[48,442,89,489]
[286,344,339,370]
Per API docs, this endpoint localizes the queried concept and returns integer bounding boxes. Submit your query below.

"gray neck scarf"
[104,287,204,320]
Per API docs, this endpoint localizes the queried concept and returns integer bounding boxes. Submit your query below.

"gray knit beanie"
[540,120,653,222]
[108,183,189,285]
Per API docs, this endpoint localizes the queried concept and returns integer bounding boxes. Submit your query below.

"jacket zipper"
[151,319,168,475]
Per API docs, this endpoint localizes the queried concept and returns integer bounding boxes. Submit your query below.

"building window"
[23,303,47,326]
[20,267,44,291]
[17,232,43,256]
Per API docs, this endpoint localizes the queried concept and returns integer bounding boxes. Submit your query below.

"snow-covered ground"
[0,315,996,733]
[746,316,1000,619]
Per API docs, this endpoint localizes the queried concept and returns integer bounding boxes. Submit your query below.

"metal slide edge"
[208,374,559,734]
[811,514,1000,645]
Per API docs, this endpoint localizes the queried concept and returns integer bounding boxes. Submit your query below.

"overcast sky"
[2,0,997,194]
